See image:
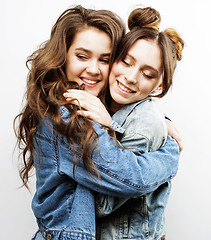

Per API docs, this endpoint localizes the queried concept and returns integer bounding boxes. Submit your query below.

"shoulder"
[126,98,165,128]
[122,98,167,150]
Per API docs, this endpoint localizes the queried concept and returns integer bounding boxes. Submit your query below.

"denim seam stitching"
[36,133,54,143]
[95,163,175,190]
[39,132,175,191]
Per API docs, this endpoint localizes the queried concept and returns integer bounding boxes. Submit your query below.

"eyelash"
[122,57,158,81]
[122,59,131,66]
[76,54,87,60]
[143,72,154,79]
[76,54,109,64]
[122,60,154,78]
[100,58,110,64]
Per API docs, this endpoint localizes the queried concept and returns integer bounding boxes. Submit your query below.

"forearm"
[59,121,179,198]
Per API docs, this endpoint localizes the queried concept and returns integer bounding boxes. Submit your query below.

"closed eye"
[142,69,159,79]
[143,72,154,79]
[76,54,88,60]
[121,59,131,66]
[100,58,110,64]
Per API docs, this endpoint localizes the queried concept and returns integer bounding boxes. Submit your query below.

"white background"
[1,0,211,239]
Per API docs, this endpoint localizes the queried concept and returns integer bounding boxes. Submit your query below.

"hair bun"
[164,28,184,60]
[128,7,161,31]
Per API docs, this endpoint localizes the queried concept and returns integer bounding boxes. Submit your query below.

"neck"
[110,99,123,114]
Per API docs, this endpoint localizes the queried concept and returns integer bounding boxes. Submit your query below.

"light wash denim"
[32,231,44,240]
[96,97,170,240]
[31,103,179,239]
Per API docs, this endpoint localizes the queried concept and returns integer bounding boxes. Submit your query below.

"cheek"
[101,65,110,79]
[66,59,83,77]
[109,71,116,87]
[138,80,158,94]
[137,81,151,92]
[109,64,122,83]
[112,63,124,76]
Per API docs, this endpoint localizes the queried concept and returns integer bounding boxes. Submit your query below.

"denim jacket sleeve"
[58,119,179,198]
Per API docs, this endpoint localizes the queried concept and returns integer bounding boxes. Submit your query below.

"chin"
[113,98,127,106]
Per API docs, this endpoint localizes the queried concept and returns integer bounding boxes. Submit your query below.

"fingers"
[65,89,97,102]
[170,131,183,152]
[64,90,96,103]
[76,110,89,117]
[66,98,80,105]
[64,95,89,111]
[63,90,104,112]
[178,141,183,152]
[172,129,183,152]
[165,119,183,152]
[63,89,112,126]
[76,109,104,125]
[175,135,183,152]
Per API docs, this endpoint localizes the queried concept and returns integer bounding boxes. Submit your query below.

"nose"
[86,60,100,75]
[125,69,138,84]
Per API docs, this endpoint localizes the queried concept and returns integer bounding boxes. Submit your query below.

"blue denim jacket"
[31,104,179,240]
[96,97,171,240]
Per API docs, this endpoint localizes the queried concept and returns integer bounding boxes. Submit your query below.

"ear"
[152,82,163,94]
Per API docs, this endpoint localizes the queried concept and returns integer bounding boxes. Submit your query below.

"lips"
[117,80,135,93]
[80,77,100,87]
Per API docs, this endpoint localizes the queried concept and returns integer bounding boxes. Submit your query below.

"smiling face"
[109,39,163,111]
[65,27,111,96]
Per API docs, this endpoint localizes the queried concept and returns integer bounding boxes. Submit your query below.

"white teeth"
[82,78,98,85]
[118,81,133,93]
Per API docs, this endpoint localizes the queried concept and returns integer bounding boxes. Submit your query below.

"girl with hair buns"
[64,6,184,240]
[14,5,181,240]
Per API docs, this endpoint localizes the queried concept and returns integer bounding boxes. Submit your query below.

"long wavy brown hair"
[14,5,125,189]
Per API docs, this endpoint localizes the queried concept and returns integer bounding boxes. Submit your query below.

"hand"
[165,119,183,152]
[63,90,112,127]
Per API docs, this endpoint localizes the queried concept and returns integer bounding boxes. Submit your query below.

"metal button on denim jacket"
[31,103,179,239]
[96,97,172,240]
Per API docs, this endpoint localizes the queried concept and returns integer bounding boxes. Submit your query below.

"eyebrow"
[142,65,160,74]
[126,53,136,61]
[75,48,111,57]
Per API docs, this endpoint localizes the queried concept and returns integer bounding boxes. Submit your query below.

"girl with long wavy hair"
[14,5,180,240]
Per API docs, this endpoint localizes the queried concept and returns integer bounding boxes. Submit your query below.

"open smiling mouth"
[117,80,135,93]
[81,77,100,86]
